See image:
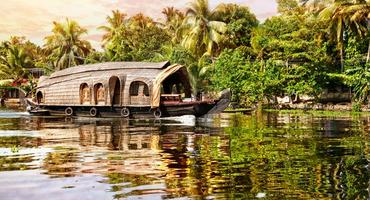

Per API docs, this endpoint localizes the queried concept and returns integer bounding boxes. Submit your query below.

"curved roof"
[49,61,170,79]
[37,61,192,108]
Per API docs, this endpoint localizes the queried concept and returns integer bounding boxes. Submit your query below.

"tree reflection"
[2,113,370,199]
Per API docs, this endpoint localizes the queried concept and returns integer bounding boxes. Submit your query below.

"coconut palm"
[162,7,186,44]
[44,19,92,70]
[319,0,353,72]
[0,45,31,83]
[345,0,370,62]
[300,0,332,13]
[181,0,227,58]
[98,10,127,46]
[212,3,240,20]
[129,13,155,29]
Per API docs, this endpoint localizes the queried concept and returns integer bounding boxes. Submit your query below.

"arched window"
[36,91,44,104]
[130,81,149,96]
[94,83,105,105]
[80,83,90,105]
[109,76,121,106]
[129,81,149,105]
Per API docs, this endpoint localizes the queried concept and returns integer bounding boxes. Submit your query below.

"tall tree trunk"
[340,44,344,72]
[339,25,344,72]
[367,41,370,63]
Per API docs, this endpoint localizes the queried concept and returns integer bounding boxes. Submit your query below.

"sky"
[0,0,277,49]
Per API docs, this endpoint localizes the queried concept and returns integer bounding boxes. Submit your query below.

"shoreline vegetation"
[1,0,370,112]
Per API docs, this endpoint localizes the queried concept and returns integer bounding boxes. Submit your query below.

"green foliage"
[181,0,227,58]
[346,63,370,103]
[151,45,203,93]
[104,14,170,61]
[98,10,127,46]
[0,43,32,82]
[212,4,259,48]
[352,101,362,112]
[209,48,284,106]
[277,0,299,14]
[84,51,107,64]
[162,7,186,44]
[44,19,92,70]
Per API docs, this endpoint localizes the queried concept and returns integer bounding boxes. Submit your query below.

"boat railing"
[160,94,182,103]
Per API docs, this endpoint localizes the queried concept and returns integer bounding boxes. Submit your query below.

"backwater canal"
[0,110,369,199]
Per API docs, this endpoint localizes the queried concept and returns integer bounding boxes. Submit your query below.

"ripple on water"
[0,130,40,137]
[0,111,368,199]
[0,111,29,118]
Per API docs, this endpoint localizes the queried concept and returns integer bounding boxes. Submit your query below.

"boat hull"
[26,89,231,118]
[27,101,217,118]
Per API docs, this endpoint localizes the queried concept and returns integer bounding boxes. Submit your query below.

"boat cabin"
[35,61,192,109]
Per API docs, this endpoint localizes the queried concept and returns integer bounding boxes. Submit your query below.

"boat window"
[80,83,90,105]
[36,91,43,104]
[94,83,105,105]
[130,81,149,96]
[129,81,150,105]
[109,76,121,106]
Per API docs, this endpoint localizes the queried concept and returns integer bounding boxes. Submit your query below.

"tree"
[209,48,284,106]
[104,13,170,61]
[319,0,353,72]
[98,10,127,46]
[0,45,31,84]
[0,37,44,82]
[181,0,227,58]
[44,19,92,70]
[345,0,370,62]
[300,0,332,13]
[249,10,333,100]
[212,3,259,49]
[346,63,370,104]
[162,7,186,44]
[0,36,45,69]
[277,0,299,13]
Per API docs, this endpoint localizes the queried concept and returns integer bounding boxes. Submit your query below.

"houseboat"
[26,61,230,118]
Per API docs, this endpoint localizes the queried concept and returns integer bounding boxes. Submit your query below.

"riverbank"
[270,102,361,111]
[227,102,370,115]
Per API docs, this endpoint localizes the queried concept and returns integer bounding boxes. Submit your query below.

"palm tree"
[98,10,127,46]
[0,45,31,84]
[319,0,353,72]
[300,0,332,13]
[212,3,239,20]
[181,0,227,58]
[128,13,157,29]
[345,0,370,62]
[44,19,92,70]
[162,7,186,44]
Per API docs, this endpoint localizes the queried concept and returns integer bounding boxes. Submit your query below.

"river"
[0,110,369,199]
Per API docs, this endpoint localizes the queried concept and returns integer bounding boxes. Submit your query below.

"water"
[0,110,369,199]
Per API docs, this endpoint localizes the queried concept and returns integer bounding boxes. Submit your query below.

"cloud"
[0,0,277,49]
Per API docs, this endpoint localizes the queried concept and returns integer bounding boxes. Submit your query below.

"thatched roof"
[49,61,170,79]
[38,61,174,89]
[36,61,192,108]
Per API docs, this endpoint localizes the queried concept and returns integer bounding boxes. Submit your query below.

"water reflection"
[0,112,369,199]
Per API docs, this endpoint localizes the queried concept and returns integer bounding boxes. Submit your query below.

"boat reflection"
[2,112,369,199]
[24,115,228,197]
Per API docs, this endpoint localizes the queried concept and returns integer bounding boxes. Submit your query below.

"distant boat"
[26,61,230,118]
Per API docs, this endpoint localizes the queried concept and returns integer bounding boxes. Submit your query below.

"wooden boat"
[26,61,230,118]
